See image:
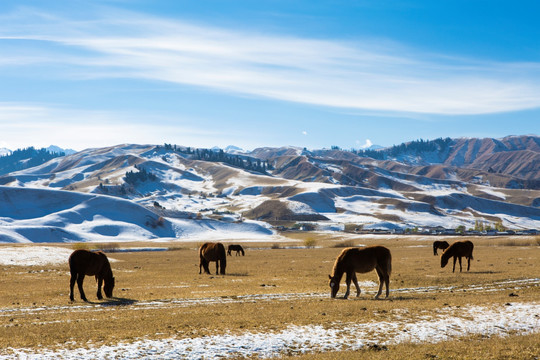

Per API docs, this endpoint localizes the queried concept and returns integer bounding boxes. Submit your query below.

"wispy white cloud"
[0,103,222,150]
[2,6,540,115]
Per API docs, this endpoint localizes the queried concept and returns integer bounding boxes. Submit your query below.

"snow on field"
[2,302,538,359]
[0,246,75,266]
[0,246,123,266]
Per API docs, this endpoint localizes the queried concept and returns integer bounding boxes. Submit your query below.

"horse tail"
[219,243,227,275]
[468,241,474,260]
[199,243,207,262]
[199,243,209,274]
[386,250,392,277]
[68,252,75,273]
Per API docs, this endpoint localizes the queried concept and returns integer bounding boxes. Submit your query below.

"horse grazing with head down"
[227,244,245,256]
[433,240,450,255]
[199,242,227,275]
[69,249,115,302]
[328,246,392,299]
[441,240,474,272]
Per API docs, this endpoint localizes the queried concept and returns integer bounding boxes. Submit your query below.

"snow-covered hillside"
[0,186,273,243]
[0,139,538,243]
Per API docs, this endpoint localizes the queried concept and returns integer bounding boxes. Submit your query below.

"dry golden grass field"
[0,234,539,359]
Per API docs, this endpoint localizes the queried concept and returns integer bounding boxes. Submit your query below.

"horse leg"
[203,260,210,274]
[215,260,219,275]
[467,256,471,271]
[383,270,390,298]
[375,267,384,299]
[96,276,103,300]
[351,272,361,297]
[452,257,457,273]
[69,272,77,301]
[458,257,463,272]
[344,271,353,299]
[200,258,210,274]
[76,274,87,302]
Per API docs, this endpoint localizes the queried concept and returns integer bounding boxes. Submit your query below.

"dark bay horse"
[328,246,392,299]
[199,242,227,275]
[433,240,450,255]
[69,249,115,302]
[441,240,474,272]
[227,244,245,256]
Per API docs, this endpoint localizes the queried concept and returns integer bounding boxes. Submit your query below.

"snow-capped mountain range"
[0,135,538,243]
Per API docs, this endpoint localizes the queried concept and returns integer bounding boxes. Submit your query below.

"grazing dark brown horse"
[328,246,392,299]
[69,249,115,302]
[199,242,227,275]
[227,244,245,256]
[433,240,450,255]
[441,240,474,272]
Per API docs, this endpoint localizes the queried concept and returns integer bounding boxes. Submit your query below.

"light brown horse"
[199,242,227,275]
[69,249,115,302]
[433,240,450,255]
[440,240,474,272]
[328,246,392,299]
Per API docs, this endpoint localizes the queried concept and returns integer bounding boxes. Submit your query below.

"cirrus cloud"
[1,6,540,116]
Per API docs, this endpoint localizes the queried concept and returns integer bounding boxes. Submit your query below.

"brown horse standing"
[440,240,474,272]
[199,242,227,275]
[328,246,392,299]
[69,249,115,302]
[433,240,450,255]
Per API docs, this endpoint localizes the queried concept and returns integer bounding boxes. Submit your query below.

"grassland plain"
[0,234,539,359]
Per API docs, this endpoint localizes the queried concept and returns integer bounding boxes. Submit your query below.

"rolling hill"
[0,136,538,243]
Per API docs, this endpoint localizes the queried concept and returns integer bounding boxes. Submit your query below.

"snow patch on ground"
[0,246,121,266]
[3,302,538,359]
[0,246,75,266]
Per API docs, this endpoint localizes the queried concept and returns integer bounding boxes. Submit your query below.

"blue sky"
[1,0,539,151]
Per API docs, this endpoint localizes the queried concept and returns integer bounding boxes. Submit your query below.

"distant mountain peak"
[46,145,77,155]
[224,145,245,154]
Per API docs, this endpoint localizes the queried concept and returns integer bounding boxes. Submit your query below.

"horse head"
[440,255,449,268]
[328,275,340,298]
[104,276,115,298]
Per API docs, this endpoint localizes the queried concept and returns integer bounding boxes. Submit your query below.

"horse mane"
[440,247,452,261]
[330,249,347,281]
[95,251,113,279]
